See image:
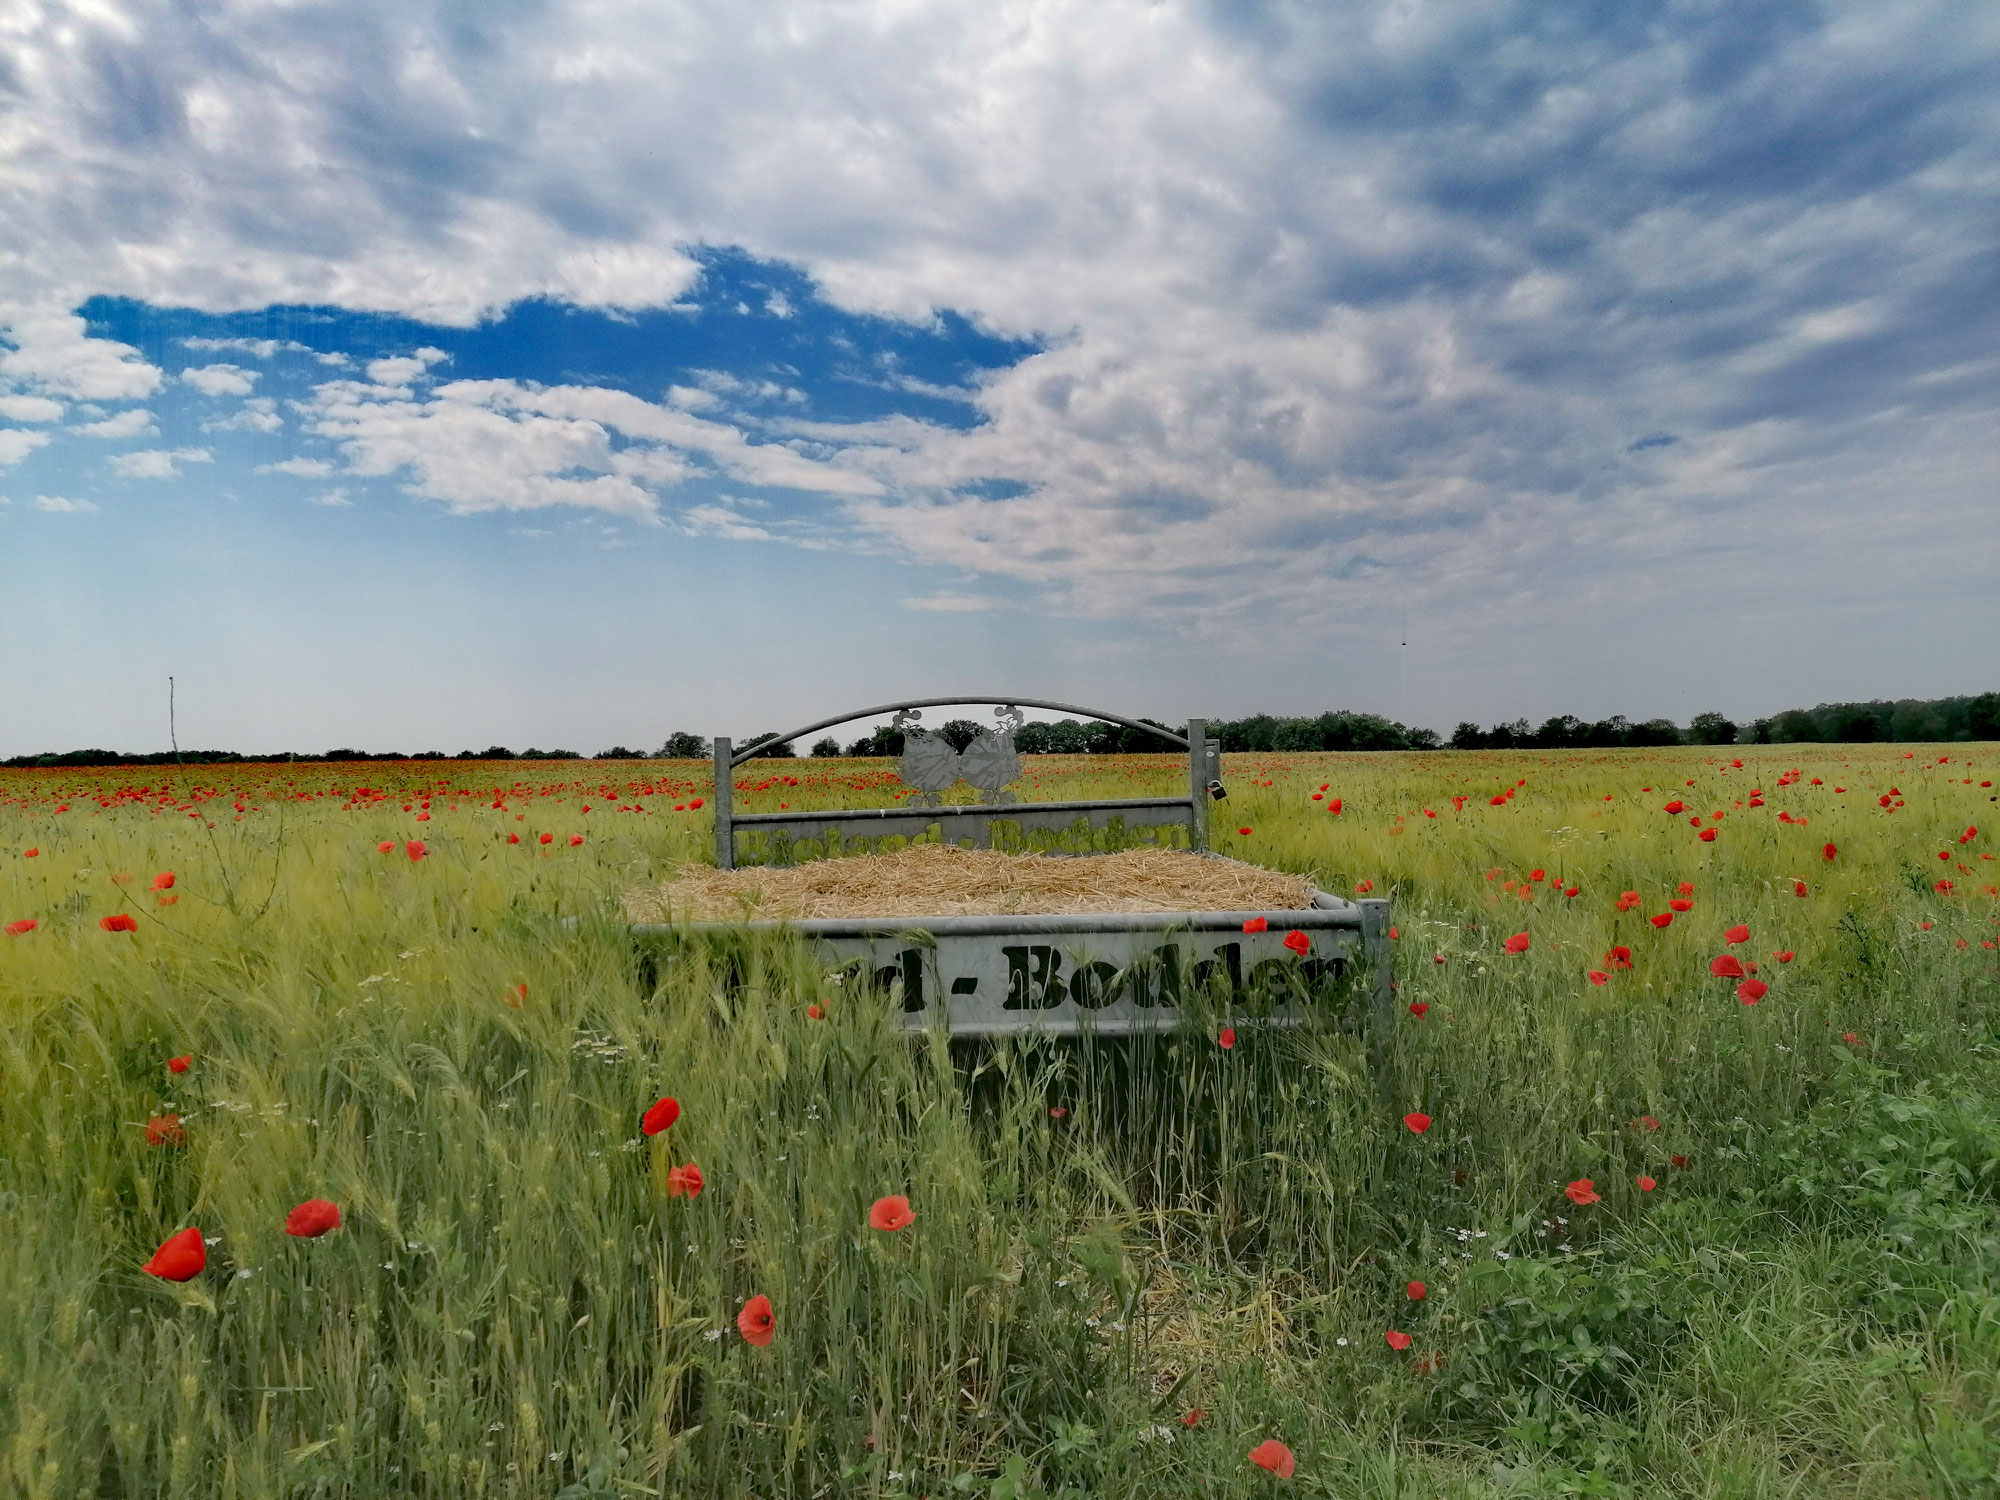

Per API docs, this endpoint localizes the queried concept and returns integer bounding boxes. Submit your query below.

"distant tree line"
[1448,693,2000,750]
[9,693,1991,769]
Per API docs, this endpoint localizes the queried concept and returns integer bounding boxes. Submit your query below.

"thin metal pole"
[711,737,734,870]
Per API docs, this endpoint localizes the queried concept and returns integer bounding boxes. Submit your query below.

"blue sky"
[2,0,1996,755]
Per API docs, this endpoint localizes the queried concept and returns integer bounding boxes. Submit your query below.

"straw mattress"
[624,844,1317,923]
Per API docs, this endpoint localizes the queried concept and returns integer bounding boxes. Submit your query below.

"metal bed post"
[711,736,734,870]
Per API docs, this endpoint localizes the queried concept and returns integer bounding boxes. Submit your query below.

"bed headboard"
[711,696,1225,869]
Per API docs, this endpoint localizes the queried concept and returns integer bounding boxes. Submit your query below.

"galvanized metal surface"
[634,896,1394,1040]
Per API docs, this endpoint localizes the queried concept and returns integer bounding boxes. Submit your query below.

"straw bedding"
[624,843,1318,922]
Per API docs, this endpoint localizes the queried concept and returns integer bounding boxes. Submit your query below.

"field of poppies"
[3,744,1998,1498]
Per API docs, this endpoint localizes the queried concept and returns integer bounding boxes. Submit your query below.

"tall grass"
[2,746,1997,1497]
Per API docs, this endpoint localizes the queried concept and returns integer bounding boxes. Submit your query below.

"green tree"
[1687,711,1738,745]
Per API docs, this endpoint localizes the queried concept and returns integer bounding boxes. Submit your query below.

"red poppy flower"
[405,840,426,861]
[1247,1440,1295,1478]
[99,913,138,932]
[1664,800,1685,814]
[1651,913,1673,929]
[869,1195,916,1232]
[23,848,37,858]
[1793,881,1809,897]
[285,1199,341,1237]
[1669,899,1693,913]
[1724,924,1749,944]
[1242,916,1268,933]
[143,1226,206,1282]
[1636,1175,1656,1192]
[145,1114,184,1146]
[1605,946,1633,970]
[1699,828,1718,842]
[1388,925,1399,938]
[1504,932,1531,954]
[1822,843,1838,860]
[1385,1330,1413,1351]
[690,797,704,809]
[1842,1032,1862,1047]
[1218,1027,1236,1049]
[1588,970,1609,985]
[1407,1280,1427,1300]
[167,1055,191,1074]
[668,1163,704,1198]
[507,832,520,844]
[738,1294,775,1346]
[1237,827,1252,836]
[1529,868,1545,882]
[1737,979,1768,1004]
[1616,891,1640,911]
[806,1003,825,1020]
[1282,930,1311,956]
[3,919,35,936]
[1049,1106,1068,1119]
[1180,1409,1204,1428]
[1671,1153,1690,1169]
[641,1096,680,1135]
[1564,1179,1600,1206]
[1403,1112,1432,1134]
[1408,1002,1430,1017]
[377,840,395,853]
[1710,955,1746,978]
[569,834,583,847]
[1773,950,1794,963]
[1634,1115,1660,1131]
[151,871,175,890]
[1327,798,1342,814]
[540,832,554,845]
[1355,879,1374,893]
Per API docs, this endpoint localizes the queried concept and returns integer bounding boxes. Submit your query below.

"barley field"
[3,746,1997,1499]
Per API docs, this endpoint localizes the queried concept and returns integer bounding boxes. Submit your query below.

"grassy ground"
[2,746,1998,1498]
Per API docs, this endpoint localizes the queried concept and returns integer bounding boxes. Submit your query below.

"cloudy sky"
[2,0,1995,756]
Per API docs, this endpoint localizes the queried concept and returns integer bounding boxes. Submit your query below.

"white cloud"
[33,494,98,513]
[73,408,158,439]
[204,397,282,432]
[0,395,64,422]
[257,457,334,477]
[300,375,879,519]
[310,488,352,507]
[0,430,52,468]
[681,504,776,541]
[110,448,212,479]
[0,309,160,401]
[364,348,450,389]
[181,363,260,397]
[181,337,313,359]
[901,592,997,612]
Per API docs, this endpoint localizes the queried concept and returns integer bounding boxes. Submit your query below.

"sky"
[1,0,1996,756]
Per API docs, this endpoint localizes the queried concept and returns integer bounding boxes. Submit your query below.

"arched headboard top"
[730,696,1188,767]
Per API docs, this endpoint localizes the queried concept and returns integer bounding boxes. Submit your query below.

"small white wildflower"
[1335,1337,1349,1347]
[234,1268,254,1280]
[703,1329,722,1342]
